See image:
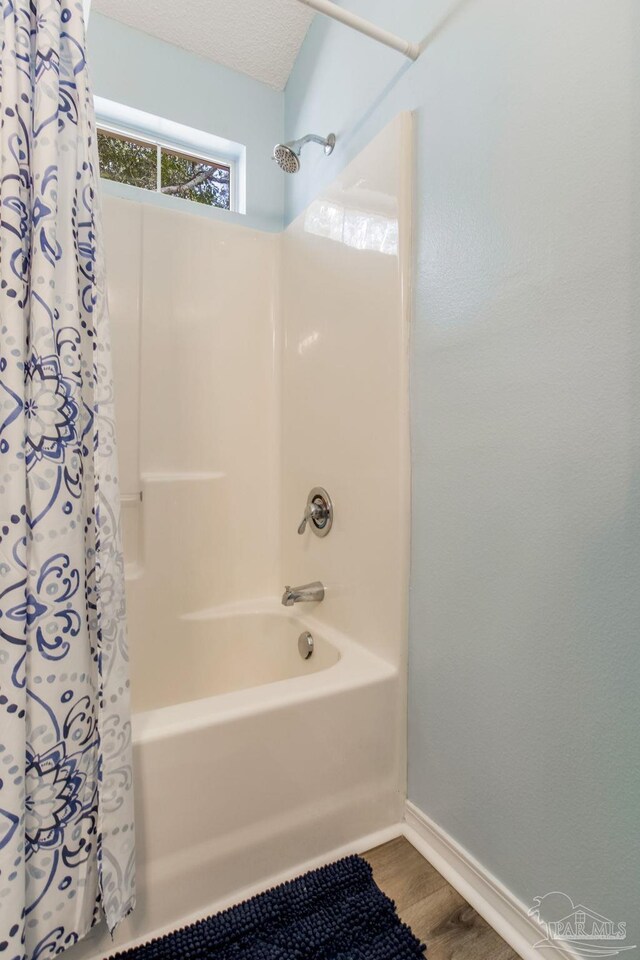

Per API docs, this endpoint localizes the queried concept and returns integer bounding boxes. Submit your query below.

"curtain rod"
[296,0,420,61]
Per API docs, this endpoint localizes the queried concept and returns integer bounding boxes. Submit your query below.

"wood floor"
[362,837,520,960]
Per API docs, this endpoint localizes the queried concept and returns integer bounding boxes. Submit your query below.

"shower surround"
[70,113,412,957]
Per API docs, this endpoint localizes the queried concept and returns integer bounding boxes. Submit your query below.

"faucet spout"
[281,581,325,606]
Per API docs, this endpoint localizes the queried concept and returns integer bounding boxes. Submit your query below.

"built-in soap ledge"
[140,471,225,483]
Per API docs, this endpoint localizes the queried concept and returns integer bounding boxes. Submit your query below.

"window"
[94,98,246,215]
[97,129,231,210]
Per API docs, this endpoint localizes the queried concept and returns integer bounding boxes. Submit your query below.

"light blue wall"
[287,0,640,945]
[87,13,284,232]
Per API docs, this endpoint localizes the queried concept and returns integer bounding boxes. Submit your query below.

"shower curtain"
[0,2,134,956]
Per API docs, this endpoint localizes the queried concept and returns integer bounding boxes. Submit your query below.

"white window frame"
[94,97,246,215]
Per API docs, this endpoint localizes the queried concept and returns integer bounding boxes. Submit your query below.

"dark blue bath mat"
[111,855,425,959]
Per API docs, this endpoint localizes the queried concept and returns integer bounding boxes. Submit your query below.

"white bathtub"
[131,604,342,714]
[72,600,403,959]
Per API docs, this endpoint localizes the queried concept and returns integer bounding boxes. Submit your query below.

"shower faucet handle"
[297,488,333,538]
[298,500,324,535]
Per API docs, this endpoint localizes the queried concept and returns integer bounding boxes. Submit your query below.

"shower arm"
[290,133,331,150]
[295,0,420,62]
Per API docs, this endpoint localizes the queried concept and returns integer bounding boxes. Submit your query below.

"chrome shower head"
[272,133,336,174]
[273,143,301,174]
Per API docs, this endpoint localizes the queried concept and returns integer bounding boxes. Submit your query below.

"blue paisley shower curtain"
[0,1,134,956]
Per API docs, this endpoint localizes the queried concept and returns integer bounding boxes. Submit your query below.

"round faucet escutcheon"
[297,487,333,537]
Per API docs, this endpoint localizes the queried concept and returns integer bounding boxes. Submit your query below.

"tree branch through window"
[97,130,231,210]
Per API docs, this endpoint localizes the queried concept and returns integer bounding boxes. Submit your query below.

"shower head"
[272,132,336,173]
[273,143,302,174]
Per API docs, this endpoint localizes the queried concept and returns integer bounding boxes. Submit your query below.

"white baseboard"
[85,806,586,960]
[403,801,580,960]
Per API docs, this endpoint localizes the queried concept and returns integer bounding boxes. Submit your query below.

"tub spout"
[281,581,325,606]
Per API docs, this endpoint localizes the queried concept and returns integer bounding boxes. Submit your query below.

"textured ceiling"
[91,0,315,91]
